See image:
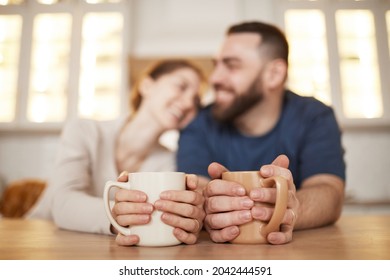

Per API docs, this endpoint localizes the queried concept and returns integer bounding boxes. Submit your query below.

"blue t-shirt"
[177,90,346,189]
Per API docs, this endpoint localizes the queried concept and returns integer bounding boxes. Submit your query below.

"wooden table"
[0,215,389,260]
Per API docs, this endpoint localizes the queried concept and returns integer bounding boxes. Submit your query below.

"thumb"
[207,162,229,179]
[271,154,290,168]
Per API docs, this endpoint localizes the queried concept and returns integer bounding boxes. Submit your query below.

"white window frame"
[276,0,390,128]
[0,0,131,132]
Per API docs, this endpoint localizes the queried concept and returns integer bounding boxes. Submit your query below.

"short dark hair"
[227,21,289,63]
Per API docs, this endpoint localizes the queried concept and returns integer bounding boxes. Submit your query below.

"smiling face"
[210,33,267,122]
[141,67,202,130]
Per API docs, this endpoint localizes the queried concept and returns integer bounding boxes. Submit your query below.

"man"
[177,21,346,245]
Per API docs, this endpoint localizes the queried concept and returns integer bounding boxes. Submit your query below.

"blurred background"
[0,0,389,214]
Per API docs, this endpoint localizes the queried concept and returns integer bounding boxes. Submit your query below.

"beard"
[212,79,263,123]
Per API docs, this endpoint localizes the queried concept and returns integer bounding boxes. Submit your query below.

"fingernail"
[139,215,151,223]
[119,171,128,177]
[154,200,163,209]
[137,193,147,201]
[241,198,254,208]
[234,187,246,196]
[250,189,263,199]
[239,211,252,221]
[159,191,171,199]
[261,166,272,177]
[143,204,154,213]
[229,227,239,236]
[253,208,266,219]
[161,213,172,222]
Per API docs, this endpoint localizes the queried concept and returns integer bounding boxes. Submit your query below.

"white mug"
[103,172,186,246]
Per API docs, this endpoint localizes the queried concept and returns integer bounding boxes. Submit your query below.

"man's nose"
[209,63,226,86]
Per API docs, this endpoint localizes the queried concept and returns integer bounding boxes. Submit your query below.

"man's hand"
[250,154,299,244]
[203,163,254,243]
[203,154,299,245]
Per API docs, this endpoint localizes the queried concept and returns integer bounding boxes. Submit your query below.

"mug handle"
[259,176,288,237]
[103,180,132,236]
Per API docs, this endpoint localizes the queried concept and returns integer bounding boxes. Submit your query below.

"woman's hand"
[112,172,154,246]
[114,172,205,246]
[154,174,205,245]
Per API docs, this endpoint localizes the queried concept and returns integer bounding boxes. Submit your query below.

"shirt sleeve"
[299,107,346,183]
[50,119,113,235]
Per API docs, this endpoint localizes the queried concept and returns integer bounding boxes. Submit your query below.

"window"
[28,13,72,123]
[0,0,129,129]
[336,9,382,119]
[78,12,123,120]
[278,0,390,126]
[285,9,331,105]
[0,15,22,122]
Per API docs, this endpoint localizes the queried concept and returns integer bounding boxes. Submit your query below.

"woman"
[27,59,206,245]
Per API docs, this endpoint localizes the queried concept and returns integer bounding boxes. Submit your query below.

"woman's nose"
[178,91,197,110]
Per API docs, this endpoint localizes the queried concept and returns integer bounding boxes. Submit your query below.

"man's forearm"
[295,174,345,230]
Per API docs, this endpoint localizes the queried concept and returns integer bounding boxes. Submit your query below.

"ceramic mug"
[103,172,186,246]
[222,171,288,244]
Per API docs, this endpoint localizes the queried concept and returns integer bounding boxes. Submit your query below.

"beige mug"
[222,171,288,244]
[103,172,186,247]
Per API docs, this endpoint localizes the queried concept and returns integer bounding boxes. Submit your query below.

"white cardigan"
[26,117,175,235]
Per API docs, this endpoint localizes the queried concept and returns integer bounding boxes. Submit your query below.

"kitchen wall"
[0,0,389,203]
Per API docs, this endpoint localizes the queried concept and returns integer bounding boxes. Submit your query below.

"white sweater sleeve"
[50,119,113,235]
[28,117,176,235]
